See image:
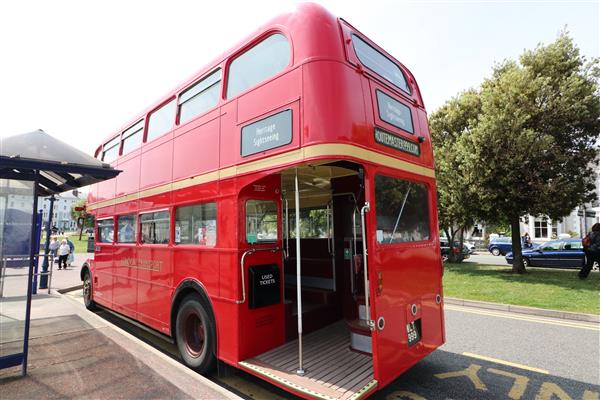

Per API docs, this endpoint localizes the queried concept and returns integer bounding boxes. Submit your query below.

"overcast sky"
[0,0,597,155]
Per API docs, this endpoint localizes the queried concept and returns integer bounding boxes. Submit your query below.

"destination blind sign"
[375,128,420,156]
[241,109,292,157]
[376,90,414,134]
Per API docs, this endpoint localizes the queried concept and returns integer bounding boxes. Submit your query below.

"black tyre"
[82,271,97,310]
[523,258,530,268]
[491,248,501,256]
[175,294,216,374]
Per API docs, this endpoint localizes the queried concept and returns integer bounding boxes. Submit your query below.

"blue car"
[488,237,513,256]
[505,238,585,269]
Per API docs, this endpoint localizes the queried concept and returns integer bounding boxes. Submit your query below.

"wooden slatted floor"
[239,322,376,400]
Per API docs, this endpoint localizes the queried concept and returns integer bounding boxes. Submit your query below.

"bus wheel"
[175,294,216,373]
[82,271,97,311]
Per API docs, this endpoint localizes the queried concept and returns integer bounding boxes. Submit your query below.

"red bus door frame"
[366,166,444,387]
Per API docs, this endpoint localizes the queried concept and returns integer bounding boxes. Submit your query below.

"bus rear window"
[351,34,410,94]
[375,175,429,244]
[227,34,290,99]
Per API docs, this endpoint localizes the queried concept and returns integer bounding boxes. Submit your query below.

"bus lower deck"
[238,162,373,399]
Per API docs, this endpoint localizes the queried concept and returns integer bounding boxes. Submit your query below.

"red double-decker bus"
[83,4,444,399]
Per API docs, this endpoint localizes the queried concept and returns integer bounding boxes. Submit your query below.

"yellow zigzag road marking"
[463,352,549,374]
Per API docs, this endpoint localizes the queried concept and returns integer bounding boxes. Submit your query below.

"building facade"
[40,192,81,232]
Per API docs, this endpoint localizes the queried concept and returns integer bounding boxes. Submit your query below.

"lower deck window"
[97,219,114,243]
[375,175,430,243]
[117,214,137,243]
[246,200,278,243]
[175,203,217,246]
[140,211,170,244]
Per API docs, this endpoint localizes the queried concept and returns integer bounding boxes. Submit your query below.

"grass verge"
[443,262,599,315]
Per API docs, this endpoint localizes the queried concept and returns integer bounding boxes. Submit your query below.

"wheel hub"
[183,311,205,357]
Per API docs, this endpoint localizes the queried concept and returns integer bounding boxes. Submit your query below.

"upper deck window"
[147,99,176,142]
[121,120,144,155]
[179,69,221,124]
[102,136,121,163]
[351,34,410,94]
[226,34,290,99]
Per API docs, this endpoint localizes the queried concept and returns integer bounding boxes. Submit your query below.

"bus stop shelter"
[0,129,119,375]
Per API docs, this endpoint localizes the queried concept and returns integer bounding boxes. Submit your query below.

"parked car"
[440,238,471,262]
[505,238,585,269]
[488,237,513,256]
[463,241,476,253]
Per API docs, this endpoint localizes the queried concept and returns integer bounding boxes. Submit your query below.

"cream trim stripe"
[88,143,435,210]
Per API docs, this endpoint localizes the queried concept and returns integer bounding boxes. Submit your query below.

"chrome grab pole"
[295,170,305,375]
[236,249,255,305]
[330,201,336,291]
[284,197,289,259]
[360,202,374,330]
[326,203,331,255]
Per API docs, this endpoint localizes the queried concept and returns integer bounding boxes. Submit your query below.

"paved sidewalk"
[0,253,239,400]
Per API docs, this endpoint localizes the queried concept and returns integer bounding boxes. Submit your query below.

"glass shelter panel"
[0,179,35,360]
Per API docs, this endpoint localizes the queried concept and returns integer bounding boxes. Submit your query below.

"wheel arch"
[80,261,91,281]
[170,279,216,340]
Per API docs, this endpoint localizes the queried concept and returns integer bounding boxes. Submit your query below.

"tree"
[71,199,94,240]
[462,32,600,273]
[430,89,482,262]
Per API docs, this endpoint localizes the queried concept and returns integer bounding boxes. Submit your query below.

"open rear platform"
[239,322,377,400]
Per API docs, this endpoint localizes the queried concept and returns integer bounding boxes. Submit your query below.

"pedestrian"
[57,239,70,270]
[49,236,59,260]
[580,223,600,279]
[66,235,75,267]
[521,232,532,249]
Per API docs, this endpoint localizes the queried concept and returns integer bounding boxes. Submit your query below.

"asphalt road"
[65,290,599,399]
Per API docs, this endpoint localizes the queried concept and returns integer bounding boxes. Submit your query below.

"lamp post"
[39,194,55,289]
